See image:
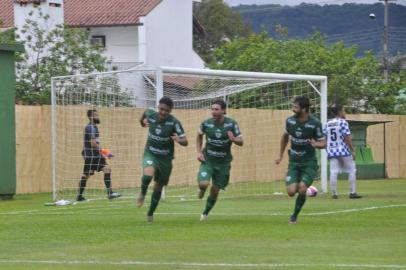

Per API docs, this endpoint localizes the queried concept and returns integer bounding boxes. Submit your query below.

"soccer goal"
[51,67,327,201]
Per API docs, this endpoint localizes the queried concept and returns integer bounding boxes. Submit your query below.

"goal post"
[157,66,328,194]
[51,67,328,202]
[51,68,158,201]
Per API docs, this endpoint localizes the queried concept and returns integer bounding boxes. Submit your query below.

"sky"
[224,0,406,6]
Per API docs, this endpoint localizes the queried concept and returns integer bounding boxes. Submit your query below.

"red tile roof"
[64,0,162,27]
[0,0,162,28]
[0,0,14,28]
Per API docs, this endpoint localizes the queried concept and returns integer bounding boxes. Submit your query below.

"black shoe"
[332,194,338,199]
[289,215,297,224]
[108,192,121,200]
[349,193,362,199]
[76,195,86,202]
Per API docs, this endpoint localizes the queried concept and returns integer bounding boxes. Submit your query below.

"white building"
[1,0,205,70]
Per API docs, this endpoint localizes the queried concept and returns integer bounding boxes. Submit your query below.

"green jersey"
[285,115,324,162]
[144,109,185,160]
[200,116,242,163]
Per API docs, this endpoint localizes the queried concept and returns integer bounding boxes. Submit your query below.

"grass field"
[1,179,406,270]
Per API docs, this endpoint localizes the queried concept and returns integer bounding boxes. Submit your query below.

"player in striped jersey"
[324,104,362,199]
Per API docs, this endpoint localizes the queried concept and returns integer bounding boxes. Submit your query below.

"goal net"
[51,67,327,201]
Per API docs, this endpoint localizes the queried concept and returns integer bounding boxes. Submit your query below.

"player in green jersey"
[275,96,326,224]
[196,100,243,221]
[136,97,188,222]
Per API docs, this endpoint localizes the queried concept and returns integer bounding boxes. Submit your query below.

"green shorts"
[286,159,318,187]
[143,152,173,186]
[197,160,231,190]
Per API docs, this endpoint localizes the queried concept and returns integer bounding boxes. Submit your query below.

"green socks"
[141,175,153,195]
[203,196,217,215]
[147,190,162,216]
[293,193,307,218]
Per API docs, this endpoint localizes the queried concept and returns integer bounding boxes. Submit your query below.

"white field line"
[1,204,405,216]
[0,259,405,269]
[157,203,406,216]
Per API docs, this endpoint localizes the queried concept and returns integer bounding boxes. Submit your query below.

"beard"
[293,111,301,118]
[93,118,100,124]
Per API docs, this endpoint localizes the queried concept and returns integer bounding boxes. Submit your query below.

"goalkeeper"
[76,109,121,201]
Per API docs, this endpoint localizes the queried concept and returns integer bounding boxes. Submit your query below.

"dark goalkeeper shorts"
[83,156,106,175]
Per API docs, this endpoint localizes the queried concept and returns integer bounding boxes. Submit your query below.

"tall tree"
[194,0,251,63]
[14,8,108,104]
[210,32,406,114]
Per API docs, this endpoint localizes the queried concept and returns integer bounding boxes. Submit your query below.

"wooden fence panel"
[15,105,406,194]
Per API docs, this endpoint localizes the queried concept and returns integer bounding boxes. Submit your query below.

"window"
[90,35,106,48]
[49,3,61,7]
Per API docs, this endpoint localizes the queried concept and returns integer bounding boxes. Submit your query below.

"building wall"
[142,0,204,69]
[13,0,204,69]
[89,26,139,66]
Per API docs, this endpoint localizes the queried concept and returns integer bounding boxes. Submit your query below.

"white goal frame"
[157,66,328,193]
[50,67,328,201]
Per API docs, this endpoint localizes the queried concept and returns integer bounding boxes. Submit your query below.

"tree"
[0,18,16,44]
[193,0,251,63]
[0,28,15,44]
[14,8,109,104]
[234,3,406,57]
[209,32,406,114]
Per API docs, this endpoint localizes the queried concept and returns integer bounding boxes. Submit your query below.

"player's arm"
[171,134,188,146]
[90,138,99,149]
[87,126,100,150]
[310,138,326,149]
[310,121,327,149]
[227,131,243,146]
[171,122,188,146]
[344,135,356,160]
[275,132,289,165]
[139,111,148,127]
[341,120,356,160]
[177,136,188,146]
[196,124,205,161]
[227,121,243,146]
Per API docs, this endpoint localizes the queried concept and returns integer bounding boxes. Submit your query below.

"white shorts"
[329,156,356,174]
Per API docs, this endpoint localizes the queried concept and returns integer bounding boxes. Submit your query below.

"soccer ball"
[306,186,318,197]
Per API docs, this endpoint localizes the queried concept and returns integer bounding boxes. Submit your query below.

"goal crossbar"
[157,67,328,193]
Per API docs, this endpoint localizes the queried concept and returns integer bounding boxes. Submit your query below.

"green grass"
[1,179,406,270]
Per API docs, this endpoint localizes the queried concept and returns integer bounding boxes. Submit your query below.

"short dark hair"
[87,109,97,118]
[212,99,227,110]
[329,103,343,117]
[293,96,310,113]
[159,96,174,109]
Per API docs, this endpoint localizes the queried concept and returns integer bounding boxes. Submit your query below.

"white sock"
[330,172,338,195]
[349,172,356,194]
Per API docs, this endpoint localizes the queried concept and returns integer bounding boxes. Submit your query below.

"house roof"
[0,0,162,28]
[0,1,14,28]
[64,0,162,27]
